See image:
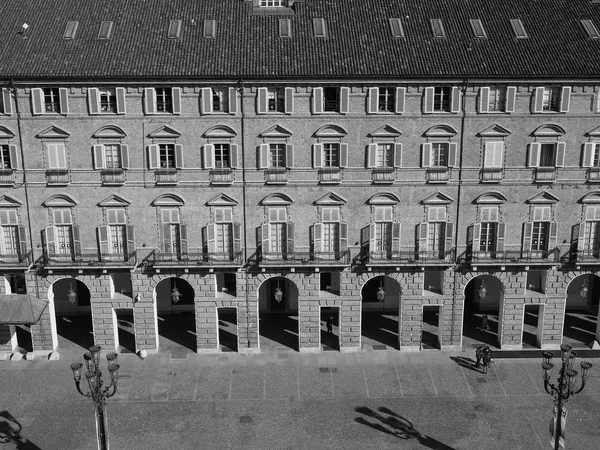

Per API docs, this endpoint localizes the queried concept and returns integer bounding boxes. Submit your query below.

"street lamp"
[541,344,592,450]
[70,346,120,450]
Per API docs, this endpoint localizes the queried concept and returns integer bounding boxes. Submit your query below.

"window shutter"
[147,144,159,169]
[583,143,595,167]
[72,225,82,256]
[161,224,171,253]
[97,226,110,255]
[88,88,100,114]
[360,225,370,256]
[312,143,323,168]
[126,225,135,256]
[31,88,44,115]
[313,222,322,252]
[533,87,544,113]
[174,144,184,169]
[144,88,156,115]
[471,223,481,252]
[119,144,129,169]
[450,87,461,113]
[93,144,105,169]
[339,222,348,253]
[203,144,215,169]
[286,222,295,253]
[445,222,454,252]
[549,221,558,250]
[496,222,506,252]
[201,88,213,114]
[339,87,350,114]
[228,87,237,114]
[395,87,405,113]
[478,87,489,113]
[172,87,182,114]
[494,142,504,167]
[205,223,217,254]
[285,144,294,168]
[260,223,270,255]
[367,143,376,168]
[17,226,28,255]
[47,144,58,169]
[312,87,323,114]
[392,222,401,253]
[423,87,434,113]
[393,143,403,168]
[284,87,294,114]
[418,222,429,253]
[505,86,517,113]
[576,222,586,252]
[555,142,566,167]
[369,222,377,254]
[179,224,188,255]
[368,87,378,114]
[232,222,241,256]
[421,143,431,167]
[484,142,494,167]
[522,222,533,251]
[8,145,20,170]
[116,87,126,114]
[230,144,239,168]
[448,143,458,167]
[259,144,269,169]
[43,226,57,255]
[528,143,540,167]
[560,86,571,113]
[339,143,348,167]
[257,88,268,114]
[59,88,69,114]
[2,89,12,115]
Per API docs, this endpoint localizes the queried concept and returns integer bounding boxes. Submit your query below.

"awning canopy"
[0,294,48,325]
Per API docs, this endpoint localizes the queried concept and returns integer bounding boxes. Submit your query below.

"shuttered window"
[484,142,504,168]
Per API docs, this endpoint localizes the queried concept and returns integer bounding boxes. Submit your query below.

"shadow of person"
[355,406,456,450]
[0,411,42,450]
[450,355,481,372]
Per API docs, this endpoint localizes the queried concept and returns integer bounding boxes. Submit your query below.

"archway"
[462,275,503,349]
[360,276,401,350]
[257,277,299,351]
[154,277,196,352]
[49,278,93,350]
[564,274,600,349]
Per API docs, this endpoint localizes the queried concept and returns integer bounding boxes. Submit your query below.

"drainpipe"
[239,78,251,349]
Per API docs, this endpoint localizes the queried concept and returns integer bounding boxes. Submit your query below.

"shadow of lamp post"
[541,344,592,450]
[70,346,120,450]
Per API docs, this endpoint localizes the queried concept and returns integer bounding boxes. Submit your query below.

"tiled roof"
[1,0,600,80]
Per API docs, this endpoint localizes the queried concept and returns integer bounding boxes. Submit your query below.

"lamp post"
[70,346,120,450]
[541,344,592,450]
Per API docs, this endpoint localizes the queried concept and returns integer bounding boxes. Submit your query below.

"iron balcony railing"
[45,169,70,185]
[371,167,396,183]
[480,167,503,182]
[100,168,126,185]
[155,167,179,184]
[0,251,32,267]
[145,250,243,266]
[425,166,450,183]
[41,251,137,267]
[264,167,289,184]
[254,250,350,266]
[534,166,557,182]
[468,246,560,264]
[364,248,456,265]
[587,167,600,182]
[568,249,600,264]
[0,169,15,185]
[318,167,342,183]
[210,168,234,184]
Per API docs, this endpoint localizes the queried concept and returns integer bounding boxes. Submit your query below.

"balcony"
[363,248,455,266]
[143,250,243,268]
[371,167,396,184]
[534,167,557,183]
[101,168,126,185]
[0,169,15,185]
[45,169,70,185]
[155,167,179,185]
[468,246,560,266]
[318,167,342,184]
[40,251,137,269]
[568,249,600,266]
[253,250,350,267]
[210,168,234,184]
[0,251,32,269]
[480,167,503,182]
[587,167,600,183]
[264,168,289,184]
[425,167,450,183]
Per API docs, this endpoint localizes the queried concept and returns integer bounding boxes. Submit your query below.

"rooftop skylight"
[168,20,182,39]
[313,18,327,38]
[98,21,114,40]
[279,19,292,38]
[510,19,528,39]
[469,19,487,38]
[581,19,600,38]
[204,20,216,39]
[430,19,446,38]
[389,18,404,38]
[63,21,79,40]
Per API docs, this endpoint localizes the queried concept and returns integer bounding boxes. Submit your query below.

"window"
[268,88,285,112]
[156,87,173,113]
[268,207,287,254]
[44,88,61,113]
[433,87,451,112]
[323,144,340,167]
[159,144,176,168]
[321,207,340,254]
[312,87,349,114]
[0,209,19,255]
[583,142,600,168]
[104,144,122,169]
[212,88,229,112]
[542,87,561,112]
[479,86,516,114]
[539,143,556,167]
[430,19,446,38]
[214,144,231,168]
[47,143,67,169]
[98,21,114,40]
[378,87,396,112]
[268,144,285,168]
[479,207,499,252]
[424,86,459,113]
[510,19,528,39]
[324,87,340,113]
[533,86,570,113]
[375,144,393,167]
[167,20,182,39]
[107,208,127,255]
[214,207,233,254]
[530,206,551,252]
[99,88,117,113]
[52,209,73,255]
[31,88,68,115]
[313,18,327,38]
[373,206,393,253]
[483,142,504,168]
[581,19,600,39]
[88,87,125,115]
[279,19,292,38]
[161,208,181,253]
[0,145,14,169]
[528,142,565,168]
[469,19,487,38]
[203,20,216,39]
[389,18,404,38]
[583,206,600,254]
[488,86,506,112]
[144,87,181,115]
[427,207,446,254]
[431,143,449,167]
[63,21,79,40]
[261,0,288,6]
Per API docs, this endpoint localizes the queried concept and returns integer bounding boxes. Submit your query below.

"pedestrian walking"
[475,346,484,369]
[481,314,489,331]
[482,346,492,374]
[326,316,333,334]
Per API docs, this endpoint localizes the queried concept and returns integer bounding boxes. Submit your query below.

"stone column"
[299,297,320,352]
[339,298,361,351]
[0,325,17,353]
[90,274,116,350]
[540,297,565,349]
[132,272,157,353]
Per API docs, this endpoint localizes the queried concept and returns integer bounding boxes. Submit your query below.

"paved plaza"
[1,347,600,450]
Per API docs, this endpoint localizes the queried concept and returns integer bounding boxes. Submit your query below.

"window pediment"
[578,191,600,204]
[36,126,70,140]
[260,193,293,206]
[313,124,347,139]
[206,193,238,207]
[203,125,237,140]
[0,126,15,140]
[97,194,131,208]
[423,124,457,138]
[368,124,402,139]
[151,194,185,207]
[531,124,565,138]
[476,124,511,138]
[147,125,181,140]
[314,192,347,206]
[421,191,454,205]
[92,125,127,139]
[526,190,559,204]
[42,194,77,207]
[585,125,600,137]
[0,194,22,207]
[472,191,507,204]
[367,193,400,205]
[259,124,293,139]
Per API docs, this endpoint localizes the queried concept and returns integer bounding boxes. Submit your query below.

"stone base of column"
[441,344,462,351]
[299,346,320,353]
[499,344,522,350]
[196,348,220,354]
[399,345,421,352]
[340,346,360,353]
[238,347,260,354]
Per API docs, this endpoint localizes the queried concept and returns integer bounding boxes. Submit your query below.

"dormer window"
[261,0,288,6]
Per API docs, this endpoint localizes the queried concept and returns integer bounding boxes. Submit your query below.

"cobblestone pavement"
[1,349,599,450]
